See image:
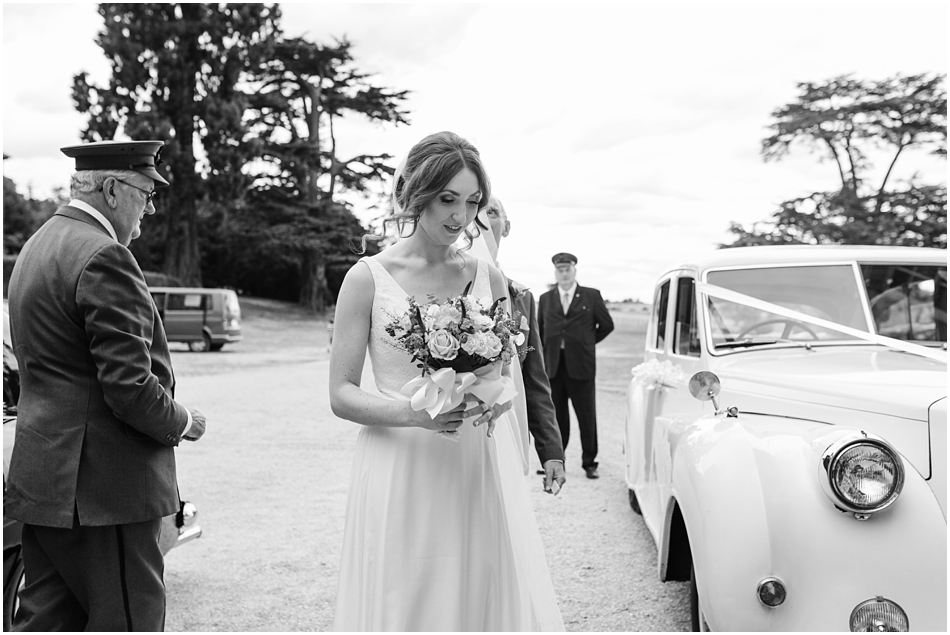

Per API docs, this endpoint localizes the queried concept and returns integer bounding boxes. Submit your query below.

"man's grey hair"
[69,169,140,198]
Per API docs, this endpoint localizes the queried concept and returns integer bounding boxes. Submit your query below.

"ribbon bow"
[400,363,518,420]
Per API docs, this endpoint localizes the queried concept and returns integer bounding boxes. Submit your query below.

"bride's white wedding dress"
[333,256,564,632]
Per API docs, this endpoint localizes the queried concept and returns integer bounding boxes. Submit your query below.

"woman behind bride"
[329,131,564,631]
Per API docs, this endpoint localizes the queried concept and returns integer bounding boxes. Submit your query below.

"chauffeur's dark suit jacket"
[508,279,564,464]
[537,284,614,380]
[5,205,190,529]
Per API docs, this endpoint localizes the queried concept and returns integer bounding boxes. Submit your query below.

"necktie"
[562,291,571,315]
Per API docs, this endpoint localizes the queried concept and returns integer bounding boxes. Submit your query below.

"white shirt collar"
[68,199,117,243]
[559,282,578,299]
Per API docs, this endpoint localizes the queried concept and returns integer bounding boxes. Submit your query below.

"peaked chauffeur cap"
[61,140,169,186]
[551,252,577,265]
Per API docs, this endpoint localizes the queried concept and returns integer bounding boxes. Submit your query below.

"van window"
[167,293,207,311]
[673,277,701,357]
[652,280,671,350]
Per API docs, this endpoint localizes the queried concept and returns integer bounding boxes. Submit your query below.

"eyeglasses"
[105,178,156,204]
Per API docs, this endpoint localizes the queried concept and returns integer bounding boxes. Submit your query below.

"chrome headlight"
[820,435,904,516]
[850,597,908,632]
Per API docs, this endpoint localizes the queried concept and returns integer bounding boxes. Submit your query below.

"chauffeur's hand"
[542,460,566,495]
[183,408,207,441]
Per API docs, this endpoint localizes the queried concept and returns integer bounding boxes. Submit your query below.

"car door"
[631,276,672,530]
[652,275,707,514]
[162,292,205,342]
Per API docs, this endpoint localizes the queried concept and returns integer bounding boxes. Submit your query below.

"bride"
[329,131,564,631]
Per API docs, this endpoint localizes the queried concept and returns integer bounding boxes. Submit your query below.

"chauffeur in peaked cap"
[538,249,613,480]
[61,139,170,185]
[5,138,207,630]
[56,140,172,247]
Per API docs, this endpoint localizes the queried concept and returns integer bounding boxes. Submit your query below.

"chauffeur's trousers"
[13,516,165,632]
[550,349,598,469]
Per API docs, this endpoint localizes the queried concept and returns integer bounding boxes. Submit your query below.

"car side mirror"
[688,371,738,417]
[688,371,720,402]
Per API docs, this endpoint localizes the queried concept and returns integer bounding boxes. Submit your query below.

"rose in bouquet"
[385,293,529,436]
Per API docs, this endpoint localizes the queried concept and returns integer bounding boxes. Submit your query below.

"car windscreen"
[861,264,947,344]
[705,265,867,346]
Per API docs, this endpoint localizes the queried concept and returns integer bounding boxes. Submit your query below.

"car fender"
[665,412,947,631]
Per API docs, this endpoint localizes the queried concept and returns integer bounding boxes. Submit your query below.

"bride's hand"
[472,399,513,438]
[409,401,482,433]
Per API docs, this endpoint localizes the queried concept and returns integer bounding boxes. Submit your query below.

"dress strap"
[360,256,395,293]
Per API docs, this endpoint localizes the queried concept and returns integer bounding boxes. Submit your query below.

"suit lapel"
[568,287,582,314]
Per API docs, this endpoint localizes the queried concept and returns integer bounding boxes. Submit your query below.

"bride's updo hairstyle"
[378,131,491,249]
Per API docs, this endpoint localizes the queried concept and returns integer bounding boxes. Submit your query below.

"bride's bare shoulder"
[339,258,375,298]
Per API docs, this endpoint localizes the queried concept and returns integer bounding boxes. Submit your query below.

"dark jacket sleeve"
[593,289,614,343]
[77,243,189,446]
[537,292,547,342]
[520,293,565,464]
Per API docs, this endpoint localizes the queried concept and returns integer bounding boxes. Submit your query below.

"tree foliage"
[201,187,380,302]
[725,73,947,248]
[241,35,410,309]
[72,3,280,284]
[246,37,410,203]
[70,5,408,310]
[3,175,60,255]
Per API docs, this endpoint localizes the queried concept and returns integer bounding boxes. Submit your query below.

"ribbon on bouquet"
[400,363,518,420]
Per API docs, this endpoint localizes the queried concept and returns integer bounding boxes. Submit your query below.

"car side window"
[862,264,947,343]
[167,293,206,311]
[673,277,701,357]
[652,280,671,350]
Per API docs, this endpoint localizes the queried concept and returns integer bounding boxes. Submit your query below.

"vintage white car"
[623,245,946,632]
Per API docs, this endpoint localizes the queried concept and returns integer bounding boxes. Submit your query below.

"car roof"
[661,245,948,277]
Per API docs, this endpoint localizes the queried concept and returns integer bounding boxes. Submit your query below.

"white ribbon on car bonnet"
[696,281,947,364]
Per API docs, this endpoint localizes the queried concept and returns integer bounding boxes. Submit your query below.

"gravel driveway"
[162,298,690,631]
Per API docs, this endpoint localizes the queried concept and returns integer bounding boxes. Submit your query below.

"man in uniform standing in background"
[538,252,613,479]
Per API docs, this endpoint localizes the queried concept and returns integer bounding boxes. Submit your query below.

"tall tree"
[725,73,947,248]
[72,3,279,284]
[244,36,410,309]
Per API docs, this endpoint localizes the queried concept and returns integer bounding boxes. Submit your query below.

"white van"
[149,287,243,352]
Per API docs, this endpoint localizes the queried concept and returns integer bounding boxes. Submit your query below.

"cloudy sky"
[3,3,947,301]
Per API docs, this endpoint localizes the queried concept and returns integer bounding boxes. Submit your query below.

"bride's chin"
[419,227,461,246]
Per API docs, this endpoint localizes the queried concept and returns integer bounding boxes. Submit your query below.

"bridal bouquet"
[385,294,527,434]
